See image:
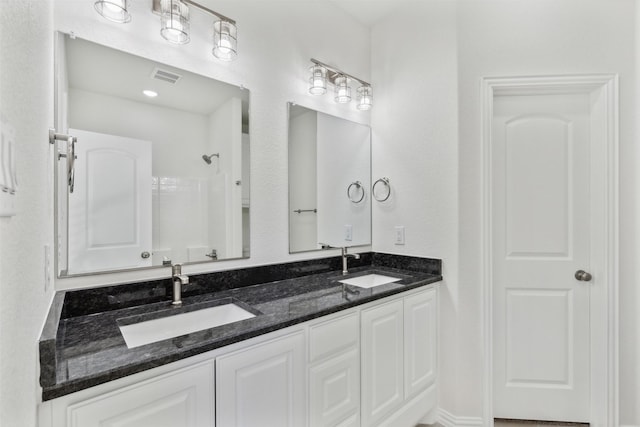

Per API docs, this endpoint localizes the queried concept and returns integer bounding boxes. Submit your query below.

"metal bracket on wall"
[49,128,77,193]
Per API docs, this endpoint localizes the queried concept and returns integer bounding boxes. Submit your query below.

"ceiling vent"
[151,67,182,84]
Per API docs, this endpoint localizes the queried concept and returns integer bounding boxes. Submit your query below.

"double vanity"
[39,253,442,427]
[43,28,441,427]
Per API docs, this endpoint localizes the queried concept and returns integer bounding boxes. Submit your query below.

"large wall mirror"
[55,33,250,277]
[288,103,371,253]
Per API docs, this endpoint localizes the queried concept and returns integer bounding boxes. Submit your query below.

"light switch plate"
[345,224,353,241]
[0,114,17,217]
[395,226,405,245]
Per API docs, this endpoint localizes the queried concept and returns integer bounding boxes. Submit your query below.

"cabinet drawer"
[65,361,214,427]
[309,312,358,363]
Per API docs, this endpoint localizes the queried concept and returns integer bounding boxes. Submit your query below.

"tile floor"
[495,419,588,427]
[418,421,588,427]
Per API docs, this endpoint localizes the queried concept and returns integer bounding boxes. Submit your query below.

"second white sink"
[339,274,401,289]
[119,303,256,349]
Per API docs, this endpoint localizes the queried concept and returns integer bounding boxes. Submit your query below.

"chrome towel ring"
[372,177,391,202]
[347,181,365,203]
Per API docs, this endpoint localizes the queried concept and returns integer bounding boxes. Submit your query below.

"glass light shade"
[308,65,327,95]
[334,76,351,104]
[357,85,373,111]
[160,0,190,44]
[94,0,131,23]
[213,20,238,61]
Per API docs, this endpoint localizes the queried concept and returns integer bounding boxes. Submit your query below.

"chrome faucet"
[171,264,189,305]
[341,247,360,275]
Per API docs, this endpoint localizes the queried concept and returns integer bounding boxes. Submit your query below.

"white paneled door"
[68,129,152,274]
[492,93,592,422]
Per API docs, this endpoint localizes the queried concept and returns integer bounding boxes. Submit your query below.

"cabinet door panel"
[67,361,214,427]
[404,288,437,398]
[309,348,359,427]
[361,299,404,426]
[216,332,305,427]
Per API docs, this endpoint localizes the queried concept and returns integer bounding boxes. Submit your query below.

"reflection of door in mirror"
[288,104,371,254]
[56,34,250,276]
[68,129,152,274]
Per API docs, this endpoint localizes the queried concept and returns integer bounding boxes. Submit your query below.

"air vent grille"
[151,67,182,84]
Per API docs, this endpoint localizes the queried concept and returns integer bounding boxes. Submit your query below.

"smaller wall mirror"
[288,103,371,253]
[55,34,250,276]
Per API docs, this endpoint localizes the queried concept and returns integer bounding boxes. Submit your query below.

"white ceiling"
[65,37,250,117]
[327,0,405,27]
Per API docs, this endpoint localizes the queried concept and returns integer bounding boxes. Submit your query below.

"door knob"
[575,270,592,282]
[141,251,151,259]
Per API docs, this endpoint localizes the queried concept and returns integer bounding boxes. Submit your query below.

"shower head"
[202,153,219,165]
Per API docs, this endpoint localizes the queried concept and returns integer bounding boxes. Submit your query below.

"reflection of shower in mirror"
[202,153,220,165]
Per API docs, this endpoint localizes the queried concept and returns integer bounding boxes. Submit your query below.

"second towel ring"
[347,181,365,203]
[372,177,391,202]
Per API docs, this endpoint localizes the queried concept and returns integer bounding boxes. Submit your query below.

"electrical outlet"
[395,226,405,245]
[345,224,353,241]
[44,244,51,292]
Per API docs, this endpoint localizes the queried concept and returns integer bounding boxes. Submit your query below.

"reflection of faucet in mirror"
[202,153,220,165]
[171,264,189,306]
[342,283,360,300]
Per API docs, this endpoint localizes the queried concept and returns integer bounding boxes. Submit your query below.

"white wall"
[53,0,372,289]
[457,1,637,424]
[372,0,639,424]
[0,2,54,427]
[371,0,460,417]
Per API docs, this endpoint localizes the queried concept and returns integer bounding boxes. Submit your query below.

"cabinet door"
[66,361,214,427]
[404,288,437,399]
[309,348,360,427]
[216,332,306,427]
[361,299,404,426]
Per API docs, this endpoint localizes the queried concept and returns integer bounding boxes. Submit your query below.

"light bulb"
[334,76,351,103]
[160,0,190,44]
[357,85,373,111]
[94,0,131,23]
[309,65,327,95]
[213,20,238,61]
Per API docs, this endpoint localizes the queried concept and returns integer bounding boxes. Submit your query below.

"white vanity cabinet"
[40,285,438,427]
[361,299,405,426]
[308,312,360,427]
[361,287,438,426]
[41,360,215,427]
[215,331,306,427]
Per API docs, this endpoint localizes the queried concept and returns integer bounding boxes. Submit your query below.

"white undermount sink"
[339,274,401,289]
[119,303,256,349]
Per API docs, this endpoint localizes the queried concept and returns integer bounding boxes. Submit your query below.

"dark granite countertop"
[39,253,442,400]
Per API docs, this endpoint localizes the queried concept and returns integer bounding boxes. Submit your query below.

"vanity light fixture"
[160,0,190,44]
[308,58,372,110]
[94,0,131,23]
[95,0,238,61]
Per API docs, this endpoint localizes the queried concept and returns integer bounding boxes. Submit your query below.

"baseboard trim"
[437,408,483,427]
